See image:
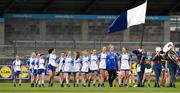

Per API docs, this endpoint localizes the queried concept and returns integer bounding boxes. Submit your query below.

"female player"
[106,44,118,87]
[81,50,90,87]
[26,52,36,87]
[13,55,22,87]
[57,52,65,87]
[34,53,39,87]
[47,48,57,87]
[37,53,45,87]
[73,51,82,87]
[98,46,107,87]
[143,51,152,87]
[119,47,131,87]
[89,49,99,87]
[152,47,163,88]
[63,51,73,87]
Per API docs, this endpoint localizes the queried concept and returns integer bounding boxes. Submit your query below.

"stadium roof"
[0,0,180,17]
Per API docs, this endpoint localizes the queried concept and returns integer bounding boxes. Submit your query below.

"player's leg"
[81,72,86,87]
[100,69,105,87]
[88,72,92,87]
[41,72,45,87]
[18,72,22,87]
[13,72,16,87]
[65,73,70,87]
[60,72,65,87]
[75,72,80,87]
[35,74,40,87]
[92,71,97,87]
[38,74,41,87]
[124,71,128,87]
[30,72,35,87]
[48,70,53,87]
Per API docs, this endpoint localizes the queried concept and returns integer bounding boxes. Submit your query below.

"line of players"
[12,44,180,88]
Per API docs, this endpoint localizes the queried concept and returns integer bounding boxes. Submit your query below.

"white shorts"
[90,64,98,71]
[99,61,106,69]
[81,65,89,72]
[63,65,72,72]
[73,66,81,72]
[145,68,152,73]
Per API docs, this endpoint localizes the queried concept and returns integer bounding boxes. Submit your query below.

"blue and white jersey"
[26,57,35,69]
[119,54,131,70]
[13,60,22,72]
[63,56,73,72]
[57,56,65,72]
[47,54,57,67]
[81,56,90,72]
[90,54,99,71]
[73,57,82,72]
[34,58,39,70]
[98,53,107,69]
[38,58,45,70]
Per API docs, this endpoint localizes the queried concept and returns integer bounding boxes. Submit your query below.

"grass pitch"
[0,82,180,93]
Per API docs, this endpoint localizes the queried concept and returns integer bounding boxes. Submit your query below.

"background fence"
[0,40,179,64]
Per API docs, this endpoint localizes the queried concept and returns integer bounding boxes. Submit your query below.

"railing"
[0,40,180,64]
[1,40,180,57]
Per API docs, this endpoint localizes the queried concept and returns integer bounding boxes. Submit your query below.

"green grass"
[0,82,180,92]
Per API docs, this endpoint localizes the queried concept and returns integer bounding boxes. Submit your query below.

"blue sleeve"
[32,60,35,65]
[88,56,90,62]
[71,58,74,64]
[12,60,15,66]
[55,56,59,61]
[46,55,49,63]
[80,57,83,65]
[56,57,60,64]
[98,54,100,62]
[62,58,65,64]
[128,54,131,62]
[36,60,39,65]
[119,55,122,63]
[26,58,30,65]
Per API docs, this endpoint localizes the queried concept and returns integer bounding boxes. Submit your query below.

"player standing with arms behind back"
[119,47,131,87]
[37,53,46,87]
[12,55,22,87]
[72,51,82,87]
[26,52,36,87]
[98,46,107,87]
[89,49,99,87]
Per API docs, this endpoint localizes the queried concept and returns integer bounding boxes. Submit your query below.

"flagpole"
[140,24,145,47]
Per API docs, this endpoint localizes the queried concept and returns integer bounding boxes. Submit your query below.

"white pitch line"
[0,92,180,93]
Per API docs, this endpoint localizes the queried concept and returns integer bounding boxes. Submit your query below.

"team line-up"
[12,43,180,88]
